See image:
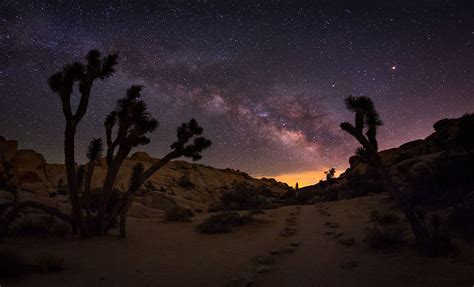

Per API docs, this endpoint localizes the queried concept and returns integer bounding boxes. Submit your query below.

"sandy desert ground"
[2,193,473,287]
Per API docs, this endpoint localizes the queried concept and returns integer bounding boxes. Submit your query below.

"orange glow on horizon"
[259,168,343,188]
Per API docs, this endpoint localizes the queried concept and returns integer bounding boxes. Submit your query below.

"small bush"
[165,206,194,222]
[219,183,275,211]
[197,211,255,234]
[449,204,474,237]
[363,225,405,249]
[178,175,194,189]
[35,254,64,273]
[10,215,55,236]
[424,214,451,256]
[370,210,400,225]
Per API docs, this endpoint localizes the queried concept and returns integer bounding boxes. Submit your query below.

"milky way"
[1,1,473,185]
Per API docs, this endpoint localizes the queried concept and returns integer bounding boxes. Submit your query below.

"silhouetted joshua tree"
[0,50,211,239]
[47,50,118,237]
[94,85,211,236]
[340,96,432,251]
[325,167,336,182]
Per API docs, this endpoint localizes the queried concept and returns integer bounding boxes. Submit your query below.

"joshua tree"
[94,86,211,236]
[48,50,118,237]
[0,50,211,238]
[340,96,432,250]
[325,168,336,181]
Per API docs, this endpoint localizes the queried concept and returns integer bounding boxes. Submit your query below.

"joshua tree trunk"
[83,161,95,221]
[98,147,131,234]
[64,122,88,237]
[116,151,178,237]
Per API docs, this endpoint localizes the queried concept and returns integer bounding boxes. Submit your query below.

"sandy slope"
[2,194,473,287]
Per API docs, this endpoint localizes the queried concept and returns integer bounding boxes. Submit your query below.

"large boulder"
[11,150,46,170]
[140,192,179,211]
[45,164,66,188]
[9,168,53,189]
[127,202,165,219]
[129,152,152,162]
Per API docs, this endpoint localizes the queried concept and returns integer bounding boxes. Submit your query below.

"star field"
[1,1,473,186]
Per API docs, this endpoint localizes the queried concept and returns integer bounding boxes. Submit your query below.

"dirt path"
[2,195,473,287]
[254,199,474,287]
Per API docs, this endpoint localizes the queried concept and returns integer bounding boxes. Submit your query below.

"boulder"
[127,202,165,219]
[11,150,46,170]
[9,168,53,189]
[140,191,179,211]
[0,190,14,201]
[45,164,66,188]
[129,152,152,162]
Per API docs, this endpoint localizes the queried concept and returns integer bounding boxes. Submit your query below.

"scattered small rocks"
[269,249,282,256]
[280,227,297,237]
[339,260,359,270]
[280,247,295,253]
[226,273,254,287]
[337,237,355,246]
[334,231,344,239]
[255,264,272,273]
[256,255,275,265]
[290,241,301,247]
[324,221,340,228]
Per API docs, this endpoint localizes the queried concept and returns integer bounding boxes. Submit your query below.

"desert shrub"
[197,211,255,234]
[83,188,121,213]
[423,214,451,256]
[370,209,400,225]
[296,188,319,204]
[10,215,55,236]
[363,225,405,249]
[34,254,64,273]
[0,250,27,277]
[165,206,194,222]
[178,175,194,189]
[449,204,474,237]
[219,183,275,211]
[50,221,72,236]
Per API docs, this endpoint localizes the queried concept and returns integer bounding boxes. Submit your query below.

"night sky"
[1,1,473,186]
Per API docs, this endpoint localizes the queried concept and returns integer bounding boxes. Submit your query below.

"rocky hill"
[0,139,289,218]
[298,114,474,204]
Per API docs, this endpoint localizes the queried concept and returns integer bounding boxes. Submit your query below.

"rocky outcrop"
[302,114,474,202]
[0,137,290,217]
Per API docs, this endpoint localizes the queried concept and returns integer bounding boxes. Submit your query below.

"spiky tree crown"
[105,85,158,148]
[48,50,118,98]
[344,96,383,128]
[87,138,103,162]
[171,119,212,161]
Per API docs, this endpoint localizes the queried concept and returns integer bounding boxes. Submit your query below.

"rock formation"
[0,139,290,219]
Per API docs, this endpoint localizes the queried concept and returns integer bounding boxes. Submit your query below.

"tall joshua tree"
[95,85,211,236]
[340,96,432,250]
[48,50,118,237]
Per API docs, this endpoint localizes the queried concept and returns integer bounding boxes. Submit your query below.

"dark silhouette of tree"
[94,86,211,236]
[1,50,210,239]
[340,96,432,251]
[47,50,118,237]
[325,168,336,181]
[84,138,103,223]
